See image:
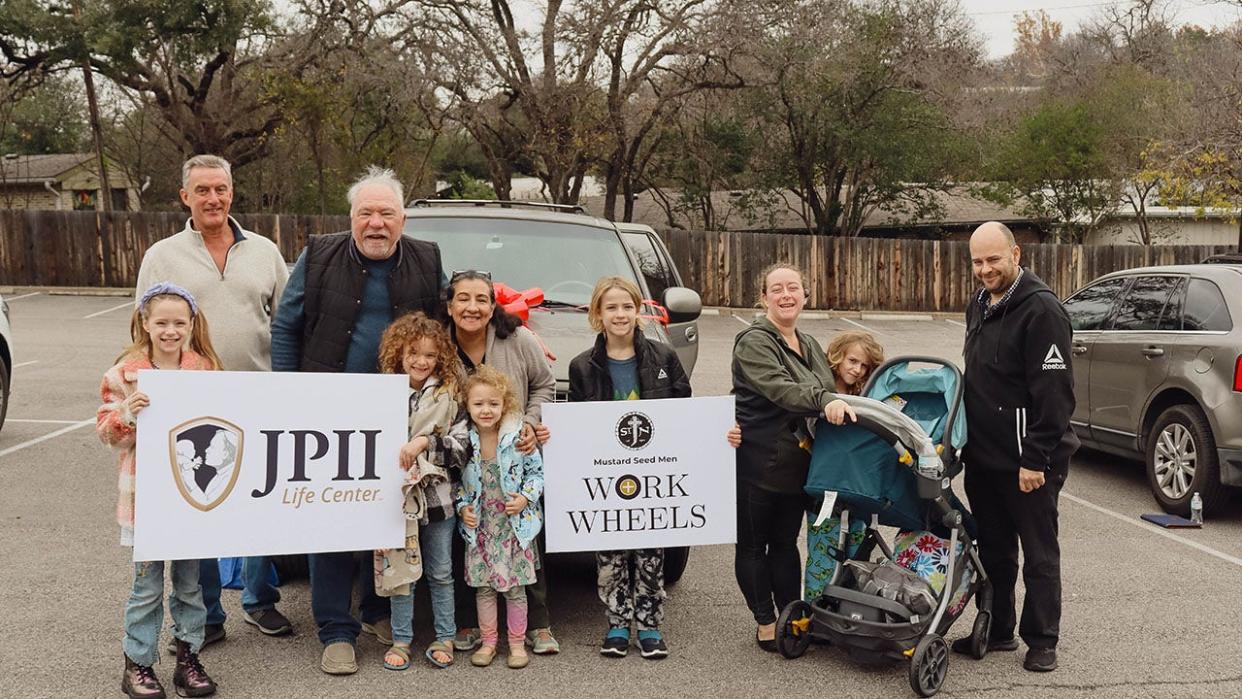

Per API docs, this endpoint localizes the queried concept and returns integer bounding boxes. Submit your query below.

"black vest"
[299,231,442,372]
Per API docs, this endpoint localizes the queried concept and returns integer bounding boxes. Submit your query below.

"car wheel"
[663,546,689,585]
[0,357,8,433]
[1145,404,1228,516]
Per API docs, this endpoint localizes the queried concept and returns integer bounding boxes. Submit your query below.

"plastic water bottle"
[1190,492,1204,525]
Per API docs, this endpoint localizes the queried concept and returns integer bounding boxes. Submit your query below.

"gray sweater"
[465,325,556,427]
[136,217,289,372]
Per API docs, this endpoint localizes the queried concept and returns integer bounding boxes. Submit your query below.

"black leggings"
[733,480,806,625]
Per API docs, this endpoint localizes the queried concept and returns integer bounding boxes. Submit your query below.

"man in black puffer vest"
[271,166,445,676]
[952,222,1077,674]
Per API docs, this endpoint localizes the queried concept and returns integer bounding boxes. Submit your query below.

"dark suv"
[404,200,703,581]
[1063,264,1242,515]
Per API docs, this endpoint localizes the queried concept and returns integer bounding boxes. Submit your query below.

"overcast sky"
[963,0,1242,57]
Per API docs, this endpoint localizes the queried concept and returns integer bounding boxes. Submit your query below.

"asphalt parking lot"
[3,292,1242,698]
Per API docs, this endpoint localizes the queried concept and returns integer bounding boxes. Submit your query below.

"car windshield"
[405,216,639,306]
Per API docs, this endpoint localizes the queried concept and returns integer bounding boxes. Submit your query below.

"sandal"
[470,644,497,667]
[425,640,454,668]
[383,643,412,671]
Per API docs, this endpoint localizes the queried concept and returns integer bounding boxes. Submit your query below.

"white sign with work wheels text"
[133,371,407,562]
[541,395,736,553]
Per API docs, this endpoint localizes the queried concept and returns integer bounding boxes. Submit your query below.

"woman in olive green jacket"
[731,263,855,651]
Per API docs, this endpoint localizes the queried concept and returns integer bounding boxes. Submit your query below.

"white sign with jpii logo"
[542,395,736,553]
[133,371,407,562]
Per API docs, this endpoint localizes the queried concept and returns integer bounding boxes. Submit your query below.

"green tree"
[0,0,328,168]
[984,100,1116,243]
[745,0,977,236]
[0,76,87,154]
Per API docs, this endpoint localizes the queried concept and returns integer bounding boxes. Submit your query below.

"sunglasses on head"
[450,269,492,282]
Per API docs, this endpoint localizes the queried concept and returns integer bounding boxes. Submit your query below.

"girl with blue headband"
[98,282,223,698]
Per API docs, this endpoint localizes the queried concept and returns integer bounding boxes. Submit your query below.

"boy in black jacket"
[957,223,1078,673]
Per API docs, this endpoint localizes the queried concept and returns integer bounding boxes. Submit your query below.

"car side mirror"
[663,287,702,324]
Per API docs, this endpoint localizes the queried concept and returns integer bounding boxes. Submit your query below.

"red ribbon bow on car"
[493,282,545,323]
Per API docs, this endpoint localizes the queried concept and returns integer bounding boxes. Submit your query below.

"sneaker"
[1024,647,1058,672]
[122,655,166,699]
[637,630,669,660]
[166,624,225,655]
[454,628,481,651]
[243,608,293,636]
[320,642,358,675]
[361,618,393,646]
[600,629,629,658]
[951,635,1018,655]
[526,628,561,655]
[172,640,217,697]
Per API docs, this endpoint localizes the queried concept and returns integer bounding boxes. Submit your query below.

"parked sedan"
[1063,264,1242,515]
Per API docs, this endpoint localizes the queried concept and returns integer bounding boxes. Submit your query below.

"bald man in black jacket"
[955,222,1078,673]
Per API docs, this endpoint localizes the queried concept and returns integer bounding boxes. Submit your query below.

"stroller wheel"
[776,600,814,659]
[970,611,992,660]
[908,634,949,697]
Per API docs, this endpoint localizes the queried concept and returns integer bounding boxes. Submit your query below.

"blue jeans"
[391,516,456,644]
[198,558,225,627]
[310,551,389,645]
[241,556,281,614]
[124,560,206,666]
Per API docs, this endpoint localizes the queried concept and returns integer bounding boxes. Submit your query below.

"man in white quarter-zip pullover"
[135,154,293,646]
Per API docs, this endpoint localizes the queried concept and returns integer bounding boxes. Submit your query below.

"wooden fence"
[0,210,1235,311]
[658,229,1236,312]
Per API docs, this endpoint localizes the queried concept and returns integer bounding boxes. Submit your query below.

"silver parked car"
[1063,264,1242,515]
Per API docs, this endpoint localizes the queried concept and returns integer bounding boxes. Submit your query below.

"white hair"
[181,154,232,189]
[347,165,405,212]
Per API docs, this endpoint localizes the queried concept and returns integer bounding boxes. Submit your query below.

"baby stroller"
[775,357,992,698]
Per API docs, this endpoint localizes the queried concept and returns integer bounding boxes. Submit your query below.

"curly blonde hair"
[826,331,885,395]
[377,312,461,398]
[463,365,521,421]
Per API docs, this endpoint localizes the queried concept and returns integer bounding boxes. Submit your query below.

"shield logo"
[168,417,245,512]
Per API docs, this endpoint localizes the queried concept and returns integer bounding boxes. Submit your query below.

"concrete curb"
[1,286,131,297]
[1,289,966,321]
[704,307,964,321]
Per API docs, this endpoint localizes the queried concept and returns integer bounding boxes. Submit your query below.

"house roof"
[578,186,1034,233]
[0,153,96,183]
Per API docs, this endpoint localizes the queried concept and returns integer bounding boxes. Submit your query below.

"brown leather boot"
[172,640,217,697]
[122,655,166,699]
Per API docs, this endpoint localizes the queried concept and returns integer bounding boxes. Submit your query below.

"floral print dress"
[464,457,538,591]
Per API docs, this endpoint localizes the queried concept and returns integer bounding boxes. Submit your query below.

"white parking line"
[0,419,94,459]
[4,292,40,301]
[83,301,133,319]
[841,317,884,335]
[12,360,38,369]
[732,313,751,327]
[1063,492,1242,568]
[7,418,82,424]
[945,319,967,329]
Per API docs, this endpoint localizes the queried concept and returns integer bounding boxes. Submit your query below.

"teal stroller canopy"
[805,357,968,532]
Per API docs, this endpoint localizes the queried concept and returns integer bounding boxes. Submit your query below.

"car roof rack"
[408,199,586,215]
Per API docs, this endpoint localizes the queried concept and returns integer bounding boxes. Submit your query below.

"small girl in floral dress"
[455,366,544,670]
